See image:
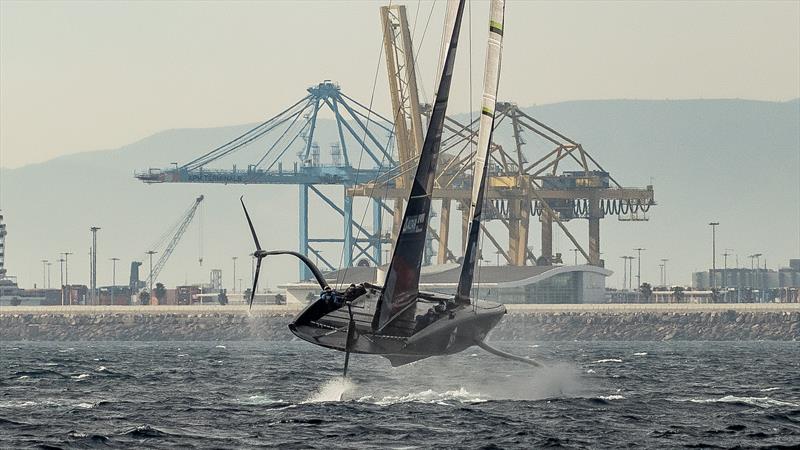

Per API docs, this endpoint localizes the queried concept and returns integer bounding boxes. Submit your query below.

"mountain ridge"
[1,98,797,291]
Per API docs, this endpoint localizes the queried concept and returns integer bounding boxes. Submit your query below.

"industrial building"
[692,259,800,302]
[279,263,611,305]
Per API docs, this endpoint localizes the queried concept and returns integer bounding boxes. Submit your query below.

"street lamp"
[58,258,65,305]
[634,248,645,301]
[90,226,101,305]
[232,256,238,293]
[620,256,628,290]
[62,252,72,304]
[47,262,52,289]
[40,259,48,289]
[660,258,669,286]
[110,257,119,305]
[722,249,733,300]
[708,222,719,289]
[754,253,763,301]
[571,248,579,265]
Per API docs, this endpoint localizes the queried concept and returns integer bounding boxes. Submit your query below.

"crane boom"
[145,195,204,288]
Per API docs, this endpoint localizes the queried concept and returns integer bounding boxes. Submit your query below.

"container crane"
[138,195,205,293]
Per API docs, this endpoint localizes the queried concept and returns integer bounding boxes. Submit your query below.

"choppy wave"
[1,341,798,449]
[633,352,648,356]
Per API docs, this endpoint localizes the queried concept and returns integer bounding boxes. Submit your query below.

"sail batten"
[373,0,466,333]
[456,0,506,303]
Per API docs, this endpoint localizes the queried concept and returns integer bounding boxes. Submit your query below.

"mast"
[373,0,466,332]
[456,0,506,303]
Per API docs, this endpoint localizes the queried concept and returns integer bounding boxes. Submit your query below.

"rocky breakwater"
[0,308,297,341]
[1,306,798,341]
[491,309,800,341]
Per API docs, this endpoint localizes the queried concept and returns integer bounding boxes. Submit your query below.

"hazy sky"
[1,0,799,169]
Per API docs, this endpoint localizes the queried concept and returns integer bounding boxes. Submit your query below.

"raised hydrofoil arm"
[240,197,330,308]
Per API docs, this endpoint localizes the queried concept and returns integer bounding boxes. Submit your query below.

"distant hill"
[1,98,797,290]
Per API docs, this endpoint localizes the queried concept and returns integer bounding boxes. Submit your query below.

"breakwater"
[1,304,798,341]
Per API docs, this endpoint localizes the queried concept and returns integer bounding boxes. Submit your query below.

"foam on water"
[359,387,487,406]
[633,352,648,356]
[683,395,799,408]
[598,395,625,401]
[594,358,623,363]
[303,377,355,403]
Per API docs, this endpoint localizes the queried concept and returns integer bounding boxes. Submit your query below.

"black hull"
[289,292,506,366]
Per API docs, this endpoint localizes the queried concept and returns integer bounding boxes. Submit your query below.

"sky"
[0,0,798,292]
[1,0,799,169]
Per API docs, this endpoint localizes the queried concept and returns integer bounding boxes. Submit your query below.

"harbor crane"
[136,195,205,294]
[136,5,655,279]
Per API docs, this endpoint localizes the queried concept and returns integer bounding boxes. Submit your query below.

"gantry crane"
[136,4,655,279]
[368,4,654,267]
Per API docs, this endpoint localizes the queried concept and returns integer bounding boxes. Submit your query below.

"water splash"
[303,377,355,403]
[359,387,487,406]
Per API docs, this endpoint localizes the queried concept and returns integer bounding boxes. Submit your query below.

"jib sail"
[456,0,506,303]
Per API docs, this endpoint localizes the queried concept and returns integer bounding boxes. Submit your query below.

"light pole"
[722,249,733,301]
[58,258,65,305]
[634,248,645,301]
[146,250,157,303]
[708,222,719,290]
[62,252,72,304]
[232,256,238,293]
[755,253,763,301]
[627,256,634,290]
[46,262,52,289]
[110,257,119,304]
[571,248,578,265]
[41,259,48,289]
[660,258,669,287]
[89,227,101,304]
[620,256,628,290]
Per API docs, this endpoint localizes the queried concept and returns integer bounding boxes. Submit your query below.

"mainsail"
[373,0,466,332]
[455,0,506,303]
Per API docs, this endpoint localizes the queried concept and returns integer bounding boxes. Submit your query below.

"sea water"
[1,341,798,448]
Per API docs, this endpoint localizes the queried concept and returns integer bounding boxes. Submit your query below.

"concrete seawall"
[1,304,798,341]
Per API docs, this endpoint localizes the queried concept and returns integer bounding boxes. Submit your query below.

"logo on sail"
[402,213,427,233]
